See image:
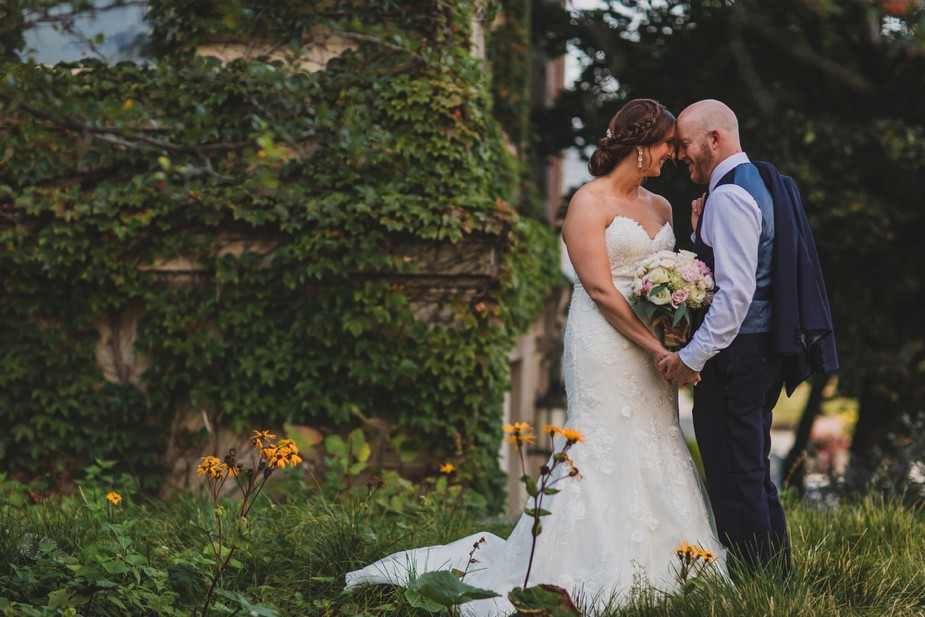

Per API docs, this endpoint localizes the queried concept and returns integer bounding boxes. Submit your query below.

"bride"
[345,99,727,614]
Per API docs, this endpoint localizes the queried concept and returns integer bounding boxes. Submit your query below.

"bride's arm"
[562,196,667,362]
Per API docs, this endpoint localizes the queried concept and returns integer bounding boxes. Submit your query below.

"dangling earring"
[637,149,643,170]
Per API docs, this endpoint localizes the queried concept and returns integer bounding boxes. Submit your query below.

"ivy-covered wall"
[0,0,560,501]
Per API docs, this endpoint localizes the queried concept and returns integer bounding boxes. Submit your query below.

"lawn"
[1,471,923,616]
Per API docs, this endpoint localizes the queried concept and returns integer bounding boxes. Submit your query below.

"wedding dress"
[345,216,727,614]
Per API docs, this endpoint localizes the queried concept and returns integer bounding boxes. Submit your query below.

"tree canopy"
[537,0,925,488]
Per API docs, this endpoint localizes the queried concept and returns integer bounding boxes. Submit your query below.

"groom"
[659,100,837,576]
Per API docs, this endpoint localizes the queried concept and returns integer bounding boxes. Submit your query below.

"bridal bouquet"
[629,249,715,351]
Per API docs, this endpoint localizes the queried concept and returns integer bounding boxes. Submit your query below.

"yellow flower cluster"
[675,541,715,564]
[197,455,230,478]
[198,429,303,487]
[106,491,122,506]
[439,463,455,474]
[260,438,303,469]
[503,422,536,449]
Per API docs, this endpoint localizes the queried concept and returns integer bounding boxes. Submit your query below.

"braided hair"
[588,99,676,177]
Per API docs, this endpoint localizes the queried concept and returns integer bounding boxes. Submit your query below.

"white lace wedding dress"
[345,217,727,614]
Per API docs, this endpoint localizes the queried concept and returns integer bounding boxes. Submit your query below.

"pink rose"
[641,278,653,293]
[671,289,689,308]
[696,260,711,275]
[681,266,700,282]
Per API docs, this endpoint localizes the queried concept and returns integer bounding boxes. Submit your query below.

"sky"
[20,1,149,64]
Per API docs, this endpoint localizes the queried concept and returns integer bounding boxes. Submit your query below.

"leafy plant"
[0,0,561,505]
[672,542,718,596]
[504,422,585,588]
[195,429,300,616]
[404,570,499,614]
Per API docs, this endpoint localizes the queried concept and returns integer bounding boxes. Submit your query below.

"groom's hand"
[658,352,701,388]
[691,192,705,232]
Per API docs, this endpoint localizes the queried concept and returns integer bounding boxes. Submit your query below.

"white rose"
[658,257,676,269]
[647,267,669,284]
[677,249,697,262]
[649,287,672,305]
[690,287,707,303]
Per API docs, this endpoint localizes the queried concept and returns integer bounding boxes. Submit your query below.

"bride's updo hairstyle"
[588,99,676,177]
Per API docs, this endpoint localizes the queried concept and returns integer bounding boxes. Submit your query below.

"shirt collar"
[709,152,750,193]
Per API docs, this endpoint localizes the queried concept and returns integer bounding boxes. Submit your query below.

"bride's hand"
[691,193,705,232]
[654,350,673,387]
[651,348,670,384]
[651,347,669,364]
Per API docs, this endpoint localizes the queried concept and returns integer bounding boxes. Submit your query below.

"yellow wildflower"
[503,432,536,447]
[250,429,277,449]
[543,425,563,436]
[503,422,536,449]
[198,456,223,478]
[106,491,122,506]
[503,422,533,434]
[279,450,303,468]
[560,428,585,444]
[440,463,455,474]
[266,439,302,469]
[278,438,298,451]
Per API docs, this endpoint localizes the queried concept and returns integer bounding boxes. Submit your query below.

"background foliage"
[532,0,925,489]
[0,0,561,499]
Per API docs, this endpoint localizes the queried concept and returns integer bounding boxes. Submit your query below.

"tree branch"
[741,12,874,94]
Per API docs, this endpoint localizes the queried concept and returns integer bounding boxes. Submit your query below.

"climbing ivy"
[0,0,560,500]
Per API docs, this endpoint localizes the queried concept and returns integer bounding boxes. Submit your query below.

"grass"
[1,481,923,616]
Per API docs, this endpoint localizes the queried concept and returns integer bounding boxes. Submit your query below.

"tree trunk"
[849,377,902,467]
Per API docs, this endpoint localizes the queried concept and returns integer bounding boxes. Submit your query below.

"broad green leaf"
[407,570,499,608]
[673,304,688,327]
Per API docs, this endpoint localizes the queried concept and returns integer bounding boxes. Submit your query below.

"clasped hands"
[657,351,701,388]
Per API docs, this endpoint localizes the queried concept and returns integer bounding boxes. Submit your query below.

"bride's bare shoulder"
[562,184,611,240]
[566,180,609,216]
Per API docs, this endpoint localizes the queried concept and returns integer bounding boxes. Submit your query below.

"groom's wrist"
[678,346,706,373]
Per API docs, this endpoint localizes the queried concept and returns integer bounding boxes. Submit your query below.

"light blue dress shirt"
[679,152,762,372]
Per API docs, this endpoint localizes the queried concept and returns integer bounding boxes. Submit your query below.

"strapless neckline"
[606,215,672,242]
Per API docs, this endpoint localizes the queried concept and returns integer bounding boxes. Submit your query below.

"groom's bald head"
[679,100,741,143]
[676,99,743,184]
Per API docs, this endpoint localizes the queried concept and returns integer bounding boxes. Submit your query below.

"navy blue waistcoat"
[693,162,775,334]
